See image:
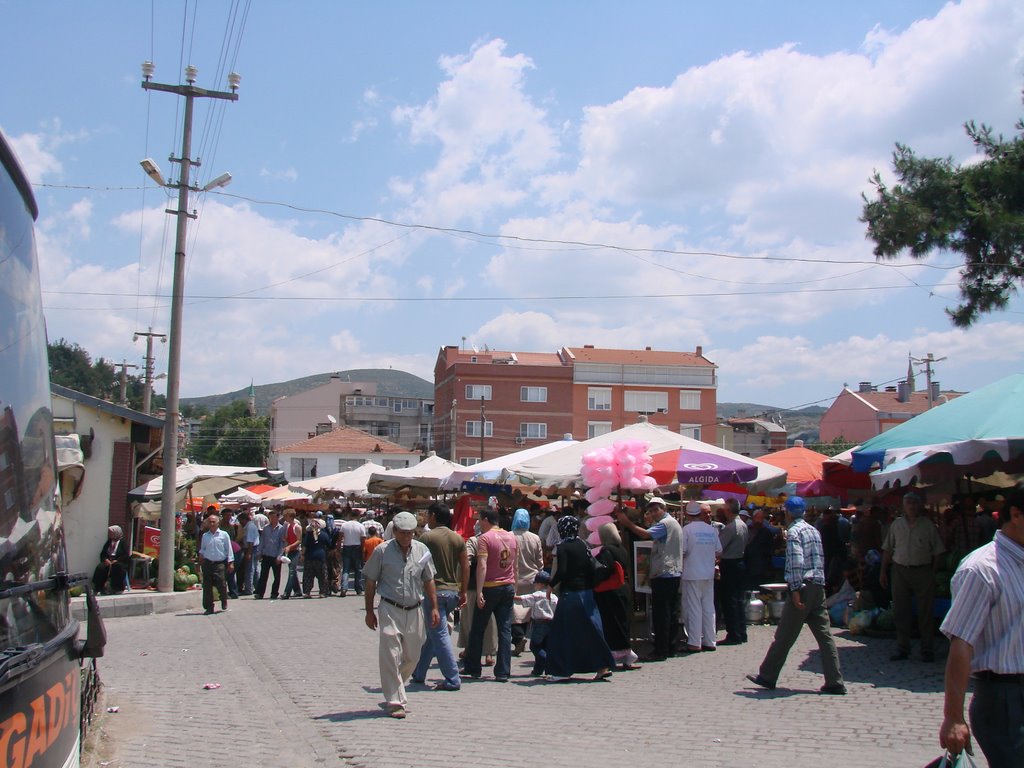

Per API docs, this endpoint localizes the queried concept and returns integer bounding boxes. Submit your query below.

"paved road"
[83,595,985,768]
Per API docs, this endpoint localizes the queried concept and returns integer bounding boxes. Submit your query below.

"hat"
[738,508,751,519]
[534,570,551,585]
[392,511,418,531]
[647,497,667,508]
[784,496,807,518]
[685,501,703,516]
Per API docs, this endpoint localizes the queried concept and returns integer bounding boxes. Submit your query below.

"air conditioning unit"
[514,436,526,446]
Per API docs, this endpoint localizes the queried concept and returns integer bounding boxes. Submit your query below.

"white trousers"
[682,579,716,649]
[378,601,425,707]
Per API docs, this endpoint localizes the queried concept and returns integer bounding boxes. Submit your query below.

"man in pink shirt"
[462,508,518,681]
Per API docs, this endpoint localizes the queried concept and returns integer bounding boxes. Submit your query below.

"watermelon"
[187,574,199,586]
[875,609,895,631]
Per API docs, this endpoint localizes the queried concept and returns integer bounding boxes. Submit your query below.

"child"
[515,571,558,676]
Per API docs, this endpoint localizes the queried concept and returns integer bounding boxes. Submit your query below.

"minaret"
[906,354,916,392]
[248,380,256,416]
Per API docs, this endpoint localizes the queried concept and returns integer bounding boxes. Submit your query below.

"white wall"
[279,451,420,483]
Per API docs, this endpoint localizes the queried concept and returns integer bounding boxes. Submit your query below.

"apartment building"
[433,344,717,465]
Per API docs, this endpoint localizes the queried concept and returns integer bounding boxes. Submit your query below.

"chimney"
[931,381,941,401]
[645,346,652,351]
[858,381,873,393]
[695,345,703,357]
[794,439,804,448]
[897,380,910,403]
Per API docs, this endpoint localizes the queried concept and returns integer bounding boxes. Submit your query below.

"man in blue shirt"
[747,496,846,694]
[198,513,234,615]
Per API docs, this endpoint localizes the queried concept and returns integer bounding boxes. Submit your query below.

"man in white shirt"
[681,502,723,652]
[340,509,368,596]
[198,513,234,615]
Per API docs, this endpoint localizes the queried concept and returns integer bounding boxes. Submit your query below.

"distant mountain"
[717,402,829,447]
[181,369,434,415]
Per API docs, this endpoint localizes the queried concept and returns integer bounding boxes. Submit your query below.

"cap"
[392,511,418,531]
[647,497,667,508]
[534,570,551,585]
[903,492,922,503]
[784,496,807,518]
[738,508,751,519]
[685,501,703,516]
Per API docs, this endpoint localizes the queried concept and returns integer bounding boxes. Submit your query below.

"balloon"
[641,476,658,490]
[587,499,617,516]
[587,530,602,546]
[584,487,605,503]
[627,477,643,490]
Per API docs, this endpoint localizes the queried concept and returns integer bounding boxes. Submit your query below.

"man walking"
[198,512,233,615]
[617,497,683,661]
[939,488,1024,766]
[281,508,302,599]
[462,508,518,681]
[340,509,367,596]
[412,502,468,691]
[718,498,748,645]
[880,492,945,661]
[255,508,286,600]
[364,511,440,719]
[747,496,846,695]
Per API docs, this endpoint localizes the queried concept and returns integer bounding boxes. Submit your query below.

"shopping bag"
[922,751,977,768]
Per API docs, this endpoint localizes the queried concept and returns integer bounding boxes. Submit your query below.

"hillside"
[180,369,433,414]
[182,372,827,443]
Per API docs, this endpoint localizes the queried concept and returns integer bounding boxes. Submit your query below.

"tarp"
[756,445,842,497]
[128,462,268,499]
[291,462,388,495]
[367,454,462,496]
[440,436,578,490]
[848,373,1024,489]
[504,421,787,493]
[650,447,759,485]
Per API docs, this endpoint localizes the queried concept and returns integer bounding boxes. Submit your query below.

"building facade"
[434,344,717,465]
[269,374,434,460]
[819,380,963,444]
[274,425,421,482]
[717,417,787,458]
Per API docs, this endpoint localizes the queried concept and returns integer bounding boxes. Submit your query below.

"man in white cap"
[364,511,441,719]
[617,497,682,661]
[681,502,723,652]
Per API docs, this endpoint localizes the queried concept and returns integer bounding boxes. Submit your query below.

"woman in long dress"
[594,523,640,670]
[545,516,614,681]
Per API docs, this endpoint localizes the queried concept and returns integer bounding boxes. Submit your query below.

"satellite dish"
[327,414,337,424]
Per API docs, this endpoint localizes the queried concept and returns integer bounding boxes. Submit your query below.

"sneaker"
[819,683,848,696]
[203,608,214,615]
[512,639,527,656]
[746,674,776,691]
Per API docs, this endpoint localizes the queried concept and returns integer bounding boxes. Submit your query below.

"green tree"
[861,100,1024,327]
[815,435,855,459]
[48,339,117,399]
[188,400,268,466]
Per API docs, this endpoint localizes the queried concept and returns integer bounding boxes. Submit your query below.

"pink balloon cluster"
[579,440,657,546]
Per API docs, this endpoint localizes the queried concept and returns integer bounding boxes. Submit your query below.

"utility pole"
[450,399,457,461]
[141,61,239,593]
[134,327,167,414]
[911,352,947,408]
[479,395,485,463]
[115,360,139,406]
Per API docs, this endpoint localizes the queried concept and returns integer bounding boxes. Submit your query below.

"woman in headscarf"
[301,517,331,598]
[510,508,545,655]
[595,522,640,670]
[92,525,131,594]
[545,515,615,681]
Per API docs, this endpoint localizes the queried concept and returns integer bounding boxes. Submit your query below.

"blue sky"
[3,0,1023,410]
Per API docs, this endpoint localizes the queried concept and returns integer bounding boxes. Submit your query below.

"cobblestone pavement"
[84,595,987,768]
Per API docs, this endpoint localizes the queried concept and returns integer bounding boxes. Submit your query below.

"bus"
[0,129,105,766]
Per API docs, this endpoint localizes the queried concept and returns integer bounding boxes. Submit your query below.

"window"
[392,398,418,413]
[465,420,493,438]
[624,390,668,413]
[465,384,492,401]
[519,422,548,440]
[382,459,411,470]
[520,386,547,403]
[290,457,317,479]
[679,390,701,410]
[679,423,702,440]
[460,457,480,466]
[588,421,612,439]
[588,387,611,411]
[419,424,432,441]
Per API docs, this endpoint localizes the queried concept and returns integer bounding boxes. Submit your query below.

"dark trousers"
[651,576,681,657]
[719,558,747,642]
[283,553,301,597]
[302,559,327,596]
[256,556,282,598]
[92,561,127,594]
[758,582,844,687]
[891,563,936,655]
[201,560,228,611]
[970,676,1024,768]
[529,621,552,675]
[341,545,363,594]
[464,584,515,679]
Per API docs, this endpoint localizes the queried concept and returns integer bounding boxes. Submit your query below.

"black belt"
[973,670,1024,684]
[380,596,421,610]
[204,559,228,564]
[894,563,932,568]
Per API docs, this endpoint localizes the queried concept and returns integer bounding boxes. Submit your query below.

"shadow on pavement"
[313,709,384,722]
[797,634,945,694]
[734,687,819,698]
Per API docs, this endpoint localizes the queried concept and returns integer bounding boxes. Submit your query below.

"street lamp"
[141,62,239,593]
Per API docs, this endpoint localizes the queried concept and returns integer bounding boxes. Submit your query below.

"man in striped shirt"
[747,496,846,695]
[939,488,1024,766]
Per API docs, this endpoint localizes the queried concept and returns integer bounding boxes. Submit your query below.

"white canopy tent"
[504,420,787,493]
[367,454,462,496]
[128,462,267,499]
[290,462,387,496]
[440,435,578,491]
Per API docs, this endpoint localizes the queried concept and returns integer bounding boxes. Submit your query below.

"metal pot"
[745,591,765,624]
[767,600,786,621]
